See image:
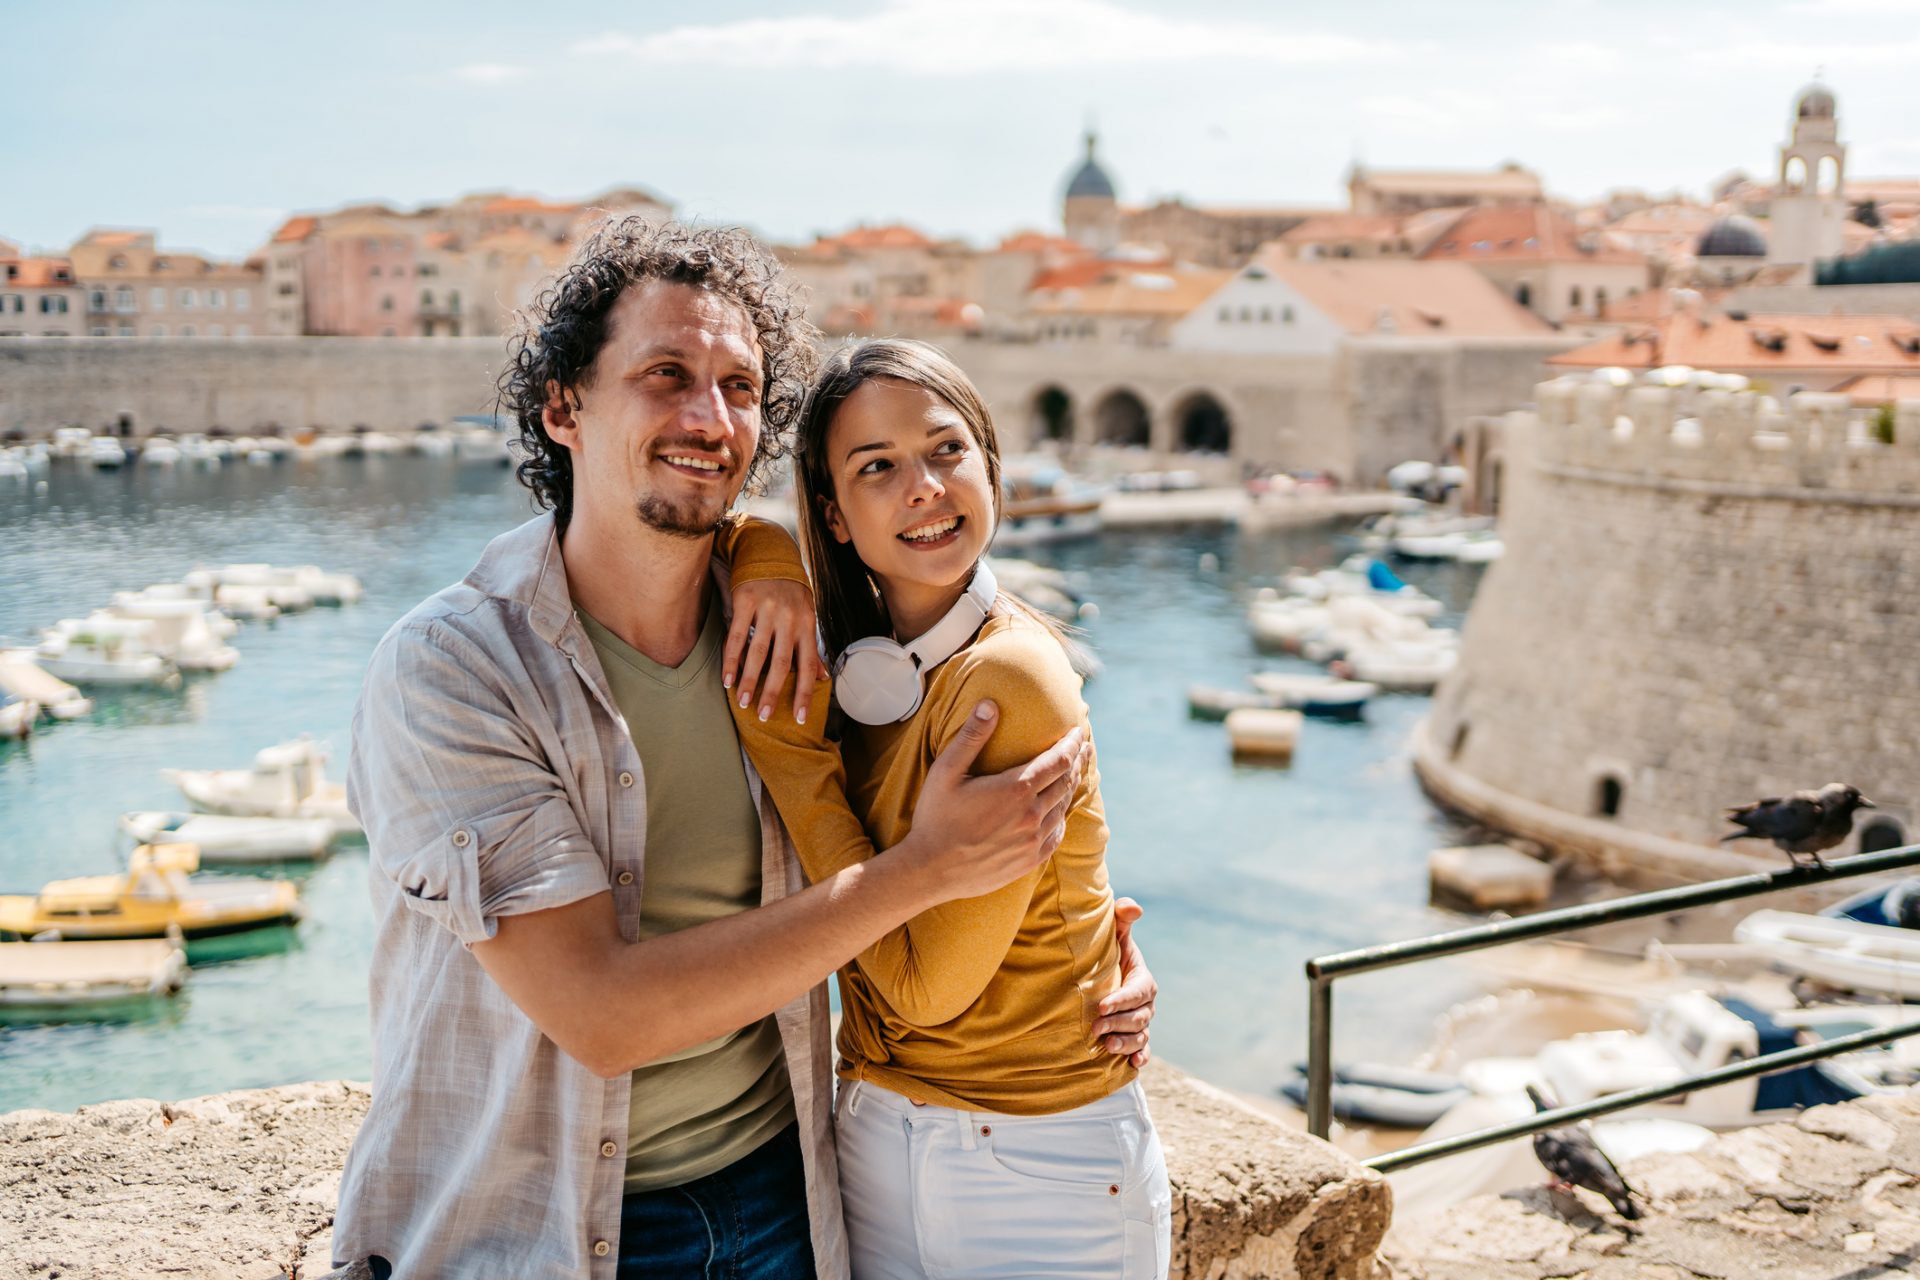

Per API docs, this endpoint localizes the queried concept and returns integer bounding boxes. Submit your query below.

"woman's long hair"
[793,338,1081,669]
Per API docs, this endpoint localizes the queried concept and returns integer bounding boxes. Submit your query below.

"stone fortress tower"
[1417,380,1920,880]
[1768,82,1848,279]
[1062,130,1120,252]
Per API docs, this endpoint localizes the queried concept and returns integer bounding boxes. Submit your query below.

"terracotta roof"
[996,230,1085,255]
[1353,167,1543,198]
[1607,206,1717,237]
[1597,287,1729,324]
[1833,374,1920,405]
[1028,267,1233,318]
[1278,214,1408,245]
[823,224,936,252]
[85,230,150,246]
[272,216,319,243]
[1420,205,1645,266]
[481,196,579,215]
[4,257,77,288]
[1245,253,1554,338]
[1028,255,1171,292]
[1548,312,1920,374]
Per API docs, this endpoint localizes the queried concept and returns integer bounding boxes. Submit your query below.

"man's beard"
[634,491,726,539]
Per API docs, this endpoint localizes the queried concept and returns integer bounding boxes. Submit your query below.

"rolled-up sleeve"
[347,619,609,946]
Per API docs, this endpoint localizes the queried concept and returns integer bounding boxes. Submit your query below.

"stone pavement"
[1385,1094,1920,1279]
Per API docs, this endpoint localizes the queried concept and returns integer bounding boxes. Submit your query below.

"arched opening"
[1514,282,1532,309]
[1032,385,1074,444]
[1594,773,1625,819]
[1092,389,1151,448]
[1784,155,1809,192]
[1859,816,1906,854]
[1817,155,1841,196]
[1173,391,1232,454]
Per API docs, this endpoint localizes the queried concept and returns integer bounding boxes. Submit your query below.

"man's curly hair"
[496,217,818,526]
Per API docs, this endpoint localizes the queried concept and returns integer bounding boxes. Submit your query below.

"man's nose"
[680,379,735,440]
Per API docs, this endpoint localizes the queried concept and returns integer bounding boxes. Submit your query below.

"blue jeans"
[618,1122,816,1279]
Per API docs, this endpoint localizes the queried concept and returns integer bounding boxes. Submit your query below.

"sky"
[5,0,1919,260]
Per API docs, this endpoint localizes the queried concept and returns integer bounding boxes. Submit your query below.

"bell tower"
[1769,81,1847,278]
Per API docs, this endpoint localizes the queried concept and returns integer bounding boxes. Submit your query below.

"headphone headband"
[833,561,999,726]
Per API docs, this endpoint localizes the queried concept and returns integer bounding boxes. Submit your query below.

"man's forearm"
[483,834,945,1078]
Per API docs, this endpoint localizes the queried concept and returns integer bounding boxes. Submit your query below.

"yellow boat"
[0,843,301,942]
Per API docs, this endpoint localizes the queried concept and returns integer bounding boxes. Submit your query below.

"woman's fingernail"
[759,706,771,722]
[723,673,733,689]
[739,692,750,708]
[796,709,807,726]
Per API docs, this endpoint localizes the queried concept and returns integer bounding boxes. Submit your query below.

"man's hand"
[1094,897,1156,1068]
[725,577,821,725]
[898,701,1089,902]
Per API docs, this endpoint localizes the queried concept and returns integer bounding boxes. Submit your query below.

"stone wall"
[0,338,503,439]
[0,1063,1390,1280]
[1423,380,1920,876]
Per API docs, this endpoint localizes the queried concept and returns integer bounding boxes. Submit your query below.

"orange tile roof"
[1278,214,1407,244]
[482,195,579,215]
[996,230,1085,255]
[4,257,77,288]
[1027,267,1233,318]
[272,216,319,243]
[1028,255,1171,292]
[1420,205,1645,266]
[1833,374,1920,404]
[824,224,936,252]
[87,230,148,246]
[1247,253,1554,338]
[1548,312,1920,374]
[1596,287,1729,324]
[1354,167,1543,197]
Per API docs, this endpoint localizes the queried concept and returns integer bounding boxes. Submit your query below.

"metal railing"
[1302,842,1920,1163]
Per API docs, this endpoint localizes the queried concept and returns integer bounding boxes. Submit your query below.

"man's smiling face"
[552,278,764,539]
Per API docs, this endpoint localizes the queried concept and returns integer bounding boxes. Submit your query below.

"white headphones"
[832,561,999,725]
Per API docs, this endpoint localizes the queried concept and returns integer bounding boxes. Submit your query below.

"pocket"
[912,1115,1127,1277]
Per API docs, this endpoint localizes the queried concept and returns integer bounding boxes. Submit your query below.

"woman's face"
[820,377,995,621]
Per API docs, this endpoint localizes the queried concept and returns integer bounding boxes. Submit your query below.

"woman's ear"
[820,495,851,545]
[542,381,581,449]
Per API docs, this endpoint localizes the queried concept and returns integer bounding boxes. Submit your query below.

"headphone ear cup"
[833,640,926,726]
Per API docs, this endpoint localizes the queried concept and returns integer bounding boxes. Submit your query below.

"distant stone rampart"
[1421,380,1920,879]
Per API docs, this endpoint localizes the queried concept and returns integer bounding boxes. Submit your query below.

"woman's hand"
[725,577,822,725]
[1094,897,1156,1068]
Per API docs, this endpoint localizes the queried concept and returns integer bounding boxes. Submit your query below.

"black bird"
[1525,1084,1640,1220]
[1721,783,1876,869]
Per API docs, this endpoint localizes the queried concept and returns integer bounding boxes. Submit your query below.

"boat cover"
[1719,995,1867,1110]
[1366,559,1410,593]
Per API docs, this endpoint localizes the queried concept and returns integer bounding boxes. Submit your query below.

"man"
[333,218,1156,1278]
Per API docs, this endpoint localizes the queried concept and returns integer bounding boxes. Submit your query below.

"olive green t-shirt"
[576,600,796,1193]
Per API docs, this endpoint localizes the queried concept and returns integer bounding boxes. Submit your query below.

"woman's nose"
[906,460,945,504]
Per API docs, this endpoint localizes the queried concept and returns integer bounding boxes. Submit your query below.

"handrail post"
[1306,972,1332,1138]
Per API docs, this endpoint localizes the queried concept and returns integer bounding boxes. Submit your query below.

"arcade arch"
[1171,390,1232,454]
[1031,385,1074,444]
[1092,387,1151,447]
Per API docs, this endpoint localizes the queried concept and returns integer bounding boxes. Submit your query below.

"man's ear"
[820,495,851,545]
[542,381,582,450]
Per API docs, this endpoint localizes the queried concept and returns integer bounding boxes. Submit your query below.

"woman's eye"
[857,457,892,476]
[934,439,966,457]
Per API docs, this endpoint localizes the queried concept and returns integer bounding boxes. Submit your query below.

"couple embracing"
[334,218,1170,1279]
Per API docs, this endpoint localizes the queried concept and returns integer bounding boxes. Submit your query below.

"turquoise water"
[0,455,1488,1113]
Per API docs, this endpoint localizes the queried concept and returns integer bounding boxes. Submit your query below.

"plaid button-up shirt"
[332,512,846,1279]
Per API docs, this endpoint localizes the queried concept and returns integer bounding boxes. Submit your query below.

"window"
[180,325,195,337]
[1,295,17,313]
[40,296,69,314]
[1595,288,1607,312]
[115,287,135,312]
[117,324,134,337]
[1282,306,1295,323]
[277,283,297,296]
[1259,307,1273,322]
[109,255,128,269]
[207,324,224,337]
[208,289,224,308]
[151,324,167,338]
[234,290,250,311]
[370,265,382,277]
[1569,286,1583,308]
[150,287,167,309]
[380,295,394,313]
[1238,307,1252,322]
[234,324,251,338]
[1219,306,1231,322]
[448,290,460,314]
[153,258,170,272]
[421,289,435,307]
[89,288,107,312]
[91,326,110,337]
[178,289,197,309]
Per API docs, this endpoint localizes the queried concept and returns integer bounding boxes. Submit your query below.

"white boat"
[140,439,181,467]
[1187,685,1285,721]
[163,737,361,835]
[32,618,179,687]
[1248,597,1329,653]
[0,693,37,739]
[0,451,27,482]
[89,438,128,470]
[0,938,187,1015]
[50,427,94,460]
[987,557,1091,622]
[0,657,93,719]
[178,435,224,467]
[994,460,1105,549]
[1225,707,1302,761]
[1340,640,1457,693]
[183,566,311,613]
[119,811,335,863]
[452,426,512,465]
[1733,909,1920,998]
[1277,560,1444,619]
[258,564,362,606]
[97,600,238,672]
[1392,530,1505,563]
[1248,672,1377,718]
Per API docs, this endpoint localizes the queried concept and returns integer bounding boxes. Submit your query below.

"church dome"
[1696,215,1768,258]
[1796,83,1836,119]
[1065,132,1116,201]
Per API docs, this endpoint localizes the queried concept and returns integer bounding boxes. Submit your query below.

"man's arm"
[473,700,1087,1077]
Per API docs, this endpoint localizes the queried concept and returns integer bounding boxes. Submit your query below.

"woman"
[731,339,1171,1279]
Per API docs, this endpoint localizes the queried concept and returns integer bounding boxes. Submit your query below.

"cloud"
[573,0,1387,74]
[450,63,529,84]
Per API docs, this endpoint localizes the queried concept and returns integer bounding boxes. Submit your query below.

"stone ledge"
[1,1062,1388,1280]
[1384,1093,1920,1279]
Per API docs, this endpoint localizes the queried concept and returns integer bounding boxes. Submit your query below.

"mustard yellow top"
[720,520,1133,1115]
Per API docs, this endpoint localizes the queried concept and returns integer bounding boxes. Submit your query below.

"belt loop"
[959,1109,978,1151]
[846,1080,863,1118]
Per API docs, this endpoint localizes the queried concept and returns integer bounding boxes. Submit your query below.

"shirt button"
[451,830,471,848]
[617,771,635,789]
[616,871,634,887]
[592,1239,611,1257]
[600,1140,618,1158]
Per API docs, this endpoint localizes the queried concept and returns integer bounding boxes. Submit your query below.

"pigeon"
[1720,783,1876,869]
[1525,1084,1640,1220]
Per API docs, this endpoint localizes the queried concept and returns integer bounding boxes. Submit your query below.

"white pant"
[833,1078,1172,1279]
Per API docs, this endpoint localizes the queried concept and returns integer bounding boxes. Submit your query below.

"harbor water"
[0,454,1491,1115]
